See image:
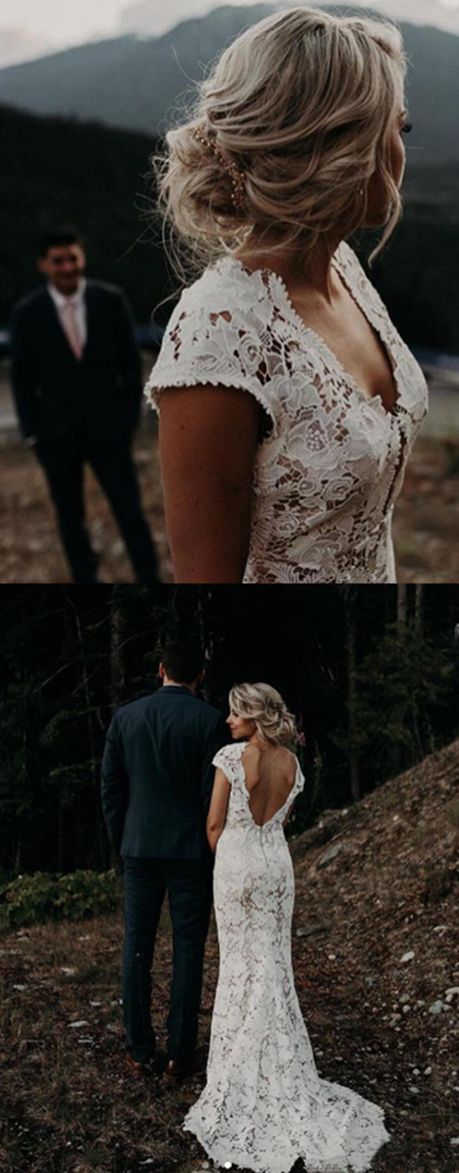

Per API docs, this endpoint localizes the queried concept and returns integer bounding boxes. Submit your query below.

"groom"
[101,639,227,1080]
[10,226,159,584]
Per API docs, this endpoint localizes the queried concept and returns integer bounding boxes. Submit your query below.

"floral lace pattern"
[183,743,390,1173]
[145,242,428,583]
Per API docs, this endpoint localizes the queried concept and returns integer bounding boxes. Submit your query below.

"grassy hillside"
[0,738,457,1171]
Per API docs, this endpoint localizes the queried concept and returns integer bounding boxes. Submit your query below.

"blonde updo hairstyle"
[229,683,296,745]
[155,6,407,270]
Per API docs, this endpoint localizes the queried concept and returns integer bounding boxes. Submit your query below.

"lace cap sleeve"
[294,760,305,797]
[143,277,277,432]
[212,744,236,783]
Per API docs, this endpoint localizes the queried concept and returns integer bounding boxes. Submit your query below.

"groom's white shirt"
[48,278,88,349]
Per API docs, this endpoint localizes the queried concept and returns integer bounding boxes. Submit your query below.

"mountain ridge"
[0,4,458,164]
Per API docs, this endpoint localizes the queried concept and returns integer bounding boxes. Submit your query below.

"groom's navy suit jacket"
[10,280,142,446]
[101,686,228,860]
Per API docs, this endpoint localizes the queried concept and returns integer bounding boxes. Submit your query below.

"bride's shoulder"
[179,255,284,335]
[335,240,369,287]
[213,741,246,782]
[336,240,390,319]
[178,256,251,314]
[231,740,249,757]
[214,741,244,764]
[281,745,299,771]
[148,260,245,362]
[288,750,305,790]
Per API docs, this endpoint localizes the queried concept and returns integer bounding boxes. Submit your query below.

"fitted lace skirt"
[184,826,390,1172]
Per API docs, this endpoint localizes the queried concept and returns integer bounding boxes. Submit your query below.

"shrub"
[55,870,121,921]
[0,869,121,931]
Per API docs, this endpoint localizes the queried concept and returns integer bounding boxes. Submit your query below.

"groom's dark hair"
[160,639,204,683]
[38,225,84,257]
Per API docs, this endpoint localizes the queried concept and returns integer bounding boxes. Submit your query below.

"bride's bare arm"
[158,385,259,582]
[206,768,231,852]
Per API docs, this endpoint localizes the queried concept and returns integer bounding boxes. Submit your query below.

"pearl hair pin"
[193,126,246,212]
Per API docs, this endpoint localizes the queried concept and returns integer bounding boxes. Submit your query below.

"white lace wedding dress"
[145,241,428,584]
[183,742,390,1173]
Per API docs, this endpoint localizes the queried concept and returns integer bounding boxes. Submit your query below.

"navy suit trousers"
[37,440,159,584]
[122,856,213,1063]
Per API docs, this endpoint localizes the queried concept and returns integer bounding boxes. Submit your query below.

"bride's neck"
[235,233,342,305]
[248,733,277,751]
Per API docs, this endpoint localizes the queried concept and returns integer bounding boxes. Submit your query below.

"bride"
[145,6,427,584]
[183,683,390,1172]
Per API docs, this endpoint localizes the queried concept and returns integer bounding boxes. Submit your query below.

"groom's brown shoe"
[125,1054,160,1079]
[163,1055,199,1083]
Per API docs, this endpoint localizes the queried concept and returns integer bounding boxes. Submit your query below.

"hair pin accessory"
[193,126,246,212]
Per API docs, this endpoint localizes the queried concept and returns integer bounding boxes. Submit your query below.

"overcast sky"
[1,0,459,57]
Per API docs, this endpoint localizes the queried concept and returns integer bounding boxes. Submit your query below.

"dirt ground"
[0,427,458,584]
[0,422,171,584]
[0,739,458,1173]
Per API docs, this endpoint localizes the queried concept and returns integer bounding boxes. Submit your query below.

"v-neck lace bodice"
[145,241,428,583]
[277,254,399,414]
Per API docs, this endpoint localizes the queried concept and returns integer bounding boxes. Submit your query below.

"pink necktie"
[61,301,83,360]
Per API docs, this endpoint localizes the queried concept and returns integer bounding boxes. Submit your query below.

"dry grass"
[0,907,195,1172]
[0,421,172,585]
[392,437,459,582]
[1,742,458,1172]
